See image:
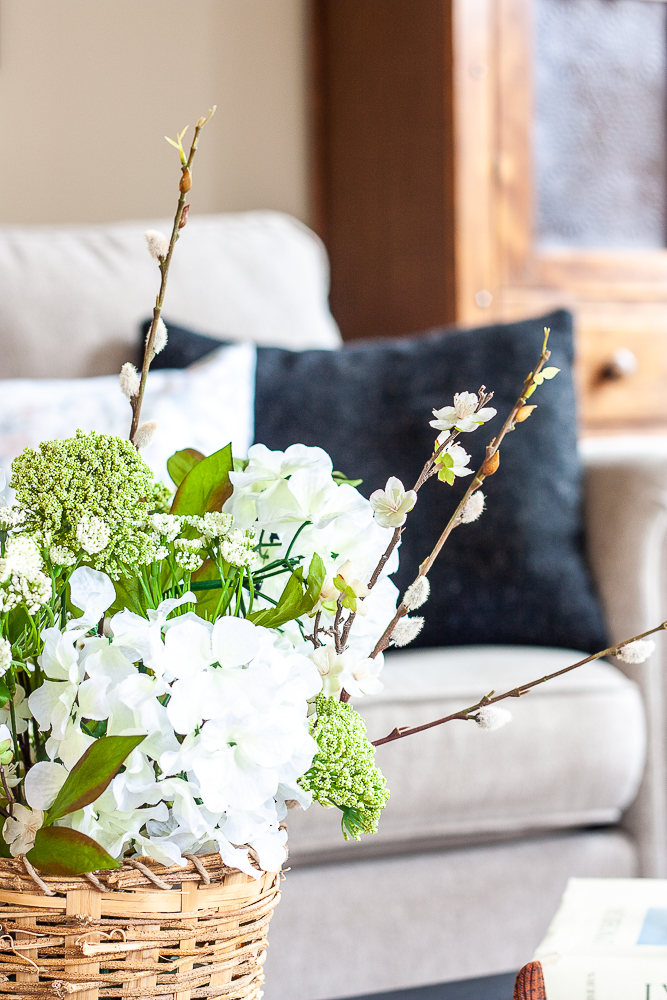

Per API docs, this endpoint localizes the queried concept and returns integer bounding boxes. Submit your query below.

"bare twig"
[129,107,216,442]
[368,332,553,660]
[372,621,667,747]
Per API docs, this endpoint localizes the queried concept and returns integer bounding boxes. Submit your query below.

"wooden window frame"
[455,0,667,431]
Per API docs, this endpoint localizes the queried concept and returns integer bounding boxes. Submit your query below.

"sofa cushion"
[0,211,340,379]
[146,310,608,653]
[285,646,646,865]
[0,344,256,483]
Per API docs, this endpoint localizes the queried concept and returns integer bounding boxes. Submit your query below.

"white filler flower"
[0,638,11,677]
[370,477,418,528]
[616,639,656,664]
[76,515,111,555]
[430,391,497,434]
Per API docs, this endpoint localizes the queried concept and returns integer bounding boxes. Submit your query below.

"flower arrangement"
[0,109,663,881]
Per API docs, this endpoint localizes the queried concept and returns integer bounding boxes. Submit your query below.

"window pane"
[535,0,667,249]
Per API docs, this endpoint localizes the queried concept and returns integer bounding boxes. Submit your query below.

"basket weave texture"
[0,854,280,1000]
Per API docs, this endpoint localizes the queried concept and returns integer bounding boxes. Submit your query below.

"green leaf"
[532,366,561,387]
[46,735,146,825]
[109,574,144,616]
[332,471,363,488]
[27,827,120,876]
[0,678,10,709]
[167,448,205,487]
[171,444,234,515]
[249,553,326,628]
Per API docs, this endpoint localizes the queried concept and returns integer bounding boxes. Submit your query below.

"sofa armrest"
[581,435,667,875]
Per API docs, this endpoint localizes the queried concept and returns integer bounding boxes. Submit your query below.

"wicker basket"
[0,854,280,1000]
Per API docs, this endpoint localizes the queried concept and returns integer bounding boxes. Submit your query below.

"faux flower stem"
[368,333,553,660]
[129,108,216,443]
[372,620,667,747]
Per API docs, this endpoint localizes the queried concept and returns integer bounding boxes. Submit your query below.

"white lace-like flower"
[616,639,656,664]
[475,706,512,730]
[0,638,11,677]
[430,392,497,434]
[119,362,141,399]
[133,420,158,450]
[0,536,51,614]
[150,514,184,543]
[3,803,44,856]
[221,529,257,568]
[0,506,25,529]
[49,545,77,567]
[174,549,204,572]
[403,576,430,611]
[145,229,170,260]
[76,515,111,555]
[390,616,424,647]
[459,491,485,524]
[369,477,418,529]
[187,512,233,539]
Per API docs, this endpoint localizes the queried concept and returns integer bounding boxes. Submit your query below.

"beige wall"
[0,0,309,225]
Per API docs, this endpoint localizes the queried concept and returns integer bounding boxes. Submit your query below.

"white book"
[535,878,667,999]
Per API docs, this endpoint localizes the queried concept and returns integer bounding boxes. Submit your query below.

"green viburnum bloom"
[301,692,390,841]
[11,431,158,579]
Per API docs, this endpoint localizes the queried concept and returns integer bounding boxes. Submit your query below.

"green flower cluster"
[301,693,390,840]
[11,431,159,579]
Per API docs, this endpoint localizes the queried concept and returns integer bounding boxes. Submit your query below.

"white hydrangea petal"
[211,618,261,669]
[68,567,116,628]
[24,761,69,811]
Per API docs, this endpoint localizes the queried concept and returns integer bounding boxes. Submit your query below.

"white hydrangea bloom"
[430,391,497,434]
[76,515,111,555]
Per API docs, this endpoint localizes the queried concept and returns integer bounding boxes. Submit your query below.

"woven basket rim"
[0,851,267,897]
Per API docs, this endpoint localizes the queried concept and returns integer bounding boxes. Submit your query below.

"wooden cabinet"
[311,0,667,434]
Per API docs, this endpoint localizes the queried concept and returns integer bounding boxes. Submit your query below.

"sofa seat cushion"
[286,646,646,864]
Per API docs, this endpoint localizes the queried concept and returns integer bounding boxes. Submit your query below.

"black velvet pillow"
[140,311,608,653]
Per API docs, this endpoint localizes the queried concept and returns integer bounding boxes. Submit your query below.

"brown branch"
[368,333,553,660]
[129,107,216,442]
[372,621,667,747]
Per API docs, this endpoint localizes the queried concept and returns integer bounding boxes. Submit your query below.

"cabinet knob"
[599,348,638,381]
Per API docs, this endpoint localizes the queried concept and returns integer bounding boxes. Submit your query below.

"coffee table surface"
[343,971,517,1000]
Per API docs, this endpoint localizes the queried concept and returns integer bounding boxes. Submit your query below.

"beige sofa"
[0,213,665,1000]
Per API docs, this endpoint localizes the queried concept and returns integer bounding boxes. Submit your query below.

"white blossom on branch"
[430,391,497,434]
[369,477,418,529]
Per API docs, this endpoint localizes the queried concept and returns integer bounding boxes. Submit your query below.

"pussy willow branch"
[129,107,216,443]
[368,333,552,661]
[372,621,667,747]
